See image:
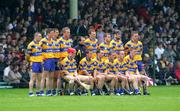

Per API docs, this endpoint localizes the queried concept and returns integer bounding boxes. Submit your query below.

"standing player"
[59,27,73,59]
[27,32,43,96]
[59,27,73,95]
[125,32,143,73]
[84,29,98,59]
[52,29,61,96]
[40,29,55,96]
[99,33,112,61]
[110,30,124,54]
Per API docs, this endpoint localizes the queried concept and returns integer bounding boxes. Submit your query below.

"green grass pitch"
[0,86,180,111]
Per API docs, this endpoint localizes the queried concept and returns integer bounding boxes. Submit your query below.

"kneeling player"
[125,49,142,95]
[115,51,132,95]
[78,51,96,96]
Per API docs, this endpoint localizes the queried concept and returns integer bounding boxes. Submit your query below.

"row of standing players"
[27,27,150,96]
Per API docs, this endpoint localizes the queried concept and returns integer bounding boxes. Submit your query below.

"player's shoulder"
[124,55,130,60]
[114,58,119,63]
[80,57,86,63]
[138,41,143,45]
[125,40,132,45]
[84,38,90,42]
[27,41,35,47]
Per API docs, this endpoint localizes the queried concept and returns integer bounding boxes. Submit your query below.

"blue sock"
[135,89,139,94]
[40,90,44,94]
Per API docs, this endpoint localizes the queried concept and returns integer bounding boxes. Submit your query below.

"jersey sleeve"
[79,59,86,71]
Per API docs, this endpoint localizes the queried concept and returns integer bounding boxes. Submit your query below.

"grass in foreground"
[0,86,180,111]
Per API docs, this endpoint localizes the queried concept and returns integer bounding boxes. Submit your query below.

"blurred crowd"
[0,0,179,86]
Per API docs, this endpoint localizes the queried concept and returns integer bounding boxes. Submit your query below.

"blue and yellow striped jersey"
[84,38,98,59]
[125,40,143,61]
[40,37,54,59]
[95,58,107,73]
[99,42,112,61]
[114,58,128,75]
[27,41,43,62]
[110,39,124,53]
[59,37,73,58]
[124,55,138,74]
[106,59,117,74]
[52,38,61,58]
[79,57,96,74]
[60,57,77,76]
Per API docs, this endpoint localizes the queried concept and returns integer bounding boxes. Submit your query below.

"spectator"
[155,43,165,60]
[0,54,7,80]
[3,63,22,84]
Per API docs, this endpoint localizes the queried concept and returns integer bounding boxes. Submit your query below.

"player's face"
[80,37,85,45]
[36,33,42,42]
[132,33,139,42]
[87,52,92,59]
[55,30,59,37]
[130,50,136,57]
[98,53,103,58]
[90,31,96,38]
[48,31,55,39]
[119,51,125,58]
[64,29,70,38]
[105,34,111,42]
[114,33,121,40]
[109,53,115,60]
[69,52,75,59]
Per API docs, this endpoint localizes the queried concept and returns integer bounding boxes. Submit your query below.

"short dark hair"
[46,28,54,34]
[88,28,95,35]
[62,27,70,33]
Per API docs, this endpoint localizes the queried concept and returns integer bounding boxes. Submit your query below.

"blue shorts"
[54,58,60,71]
[44,58,55,72]
[32,62,42,73]
[136,61,143,72]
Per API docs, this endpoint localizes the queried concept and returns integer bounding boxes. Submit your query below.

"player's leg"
[52,70,59,96]
[36,73,41,96]
[105,74,116,95]
[95,74,105,95]
[29,72,36,96]
[130,75,141,95]
[139,75,150,95]
[78,75,94,95]
[63,75,76,95]
[116,75,127,95]
[29,62,42,96]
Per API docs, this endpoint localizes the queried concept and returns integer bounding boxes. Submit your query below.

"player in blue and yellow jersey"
[110,30,124,54]
[40,29,55,96]
[125,49,150,95]
[27,32,43,96]
[124,49,141,95]
[125,32,143,73]
[94,51,108,95]
[59,27,73,59]
[78,50,96,96]
[105,52,117,95]
[60,48,78,95]
[99,33,112,61]
[51,29,61,96]
[84,29,98,59]
[114,51,132,95]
